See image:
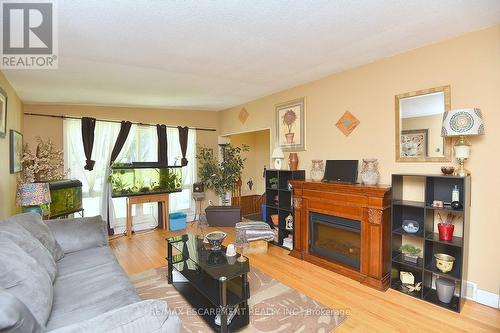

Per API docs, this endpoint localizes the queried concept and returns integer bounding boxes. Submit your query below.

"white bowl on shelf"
[402,220,419,234]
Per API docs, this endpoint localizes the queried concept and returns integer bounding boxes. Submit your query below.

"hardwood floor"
[110,223,500,333]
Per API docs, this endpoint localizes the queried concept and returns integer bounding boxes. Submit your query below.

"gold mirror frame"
[395,85,452,162]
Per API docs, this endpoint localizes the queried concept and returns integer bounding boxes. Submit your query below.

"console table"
[126,193,169,238]
[289,180,391,290]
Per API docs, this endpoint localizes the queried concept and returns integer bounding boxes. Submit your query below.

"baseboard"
[465,281,499,309]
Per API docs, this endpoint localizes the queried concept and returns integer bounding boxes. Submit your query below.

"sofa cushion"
[46,246,139,330]
[48,300,181,333]
[0,239,53,326]
[0,287,44,333]
[45,215,108,254]
[0,231,57,282]
[5,213,64,261]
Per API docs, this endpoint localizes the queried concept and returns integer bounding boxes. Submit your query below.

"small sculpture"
[407,282,422,293]
[285,213,293,230]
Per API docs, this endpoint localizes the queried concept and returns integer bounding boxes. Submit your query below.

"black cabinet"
[264,169,305,249]
[390,174,470,312]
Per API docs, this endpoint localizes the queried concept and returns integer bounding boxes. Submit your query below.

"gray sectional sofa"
[0,213,181,333]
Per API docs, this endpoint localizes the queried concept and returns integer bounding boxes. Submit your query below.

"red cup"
[438,223,454,241]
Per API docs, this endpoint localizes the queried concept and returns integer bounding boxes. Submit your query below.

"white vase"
[310,160,325,182]
[360,158,380,185]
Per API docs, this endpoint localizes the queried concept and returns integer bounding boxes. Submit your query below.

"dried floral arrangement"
[18,137,67,184]
[437,212,460,226]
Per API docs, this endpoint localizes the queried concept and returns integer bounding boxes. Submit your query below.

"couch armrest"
[48,300,181,333]
[45,215,108,254]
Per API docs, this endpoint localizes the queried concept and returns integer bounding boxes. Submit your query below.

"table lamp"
[16,183,52,215]
[272,147,284,170]
[441,108,484,176]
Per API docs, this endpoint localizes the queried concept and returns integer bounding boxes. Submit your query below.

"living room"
[0,1,499,332]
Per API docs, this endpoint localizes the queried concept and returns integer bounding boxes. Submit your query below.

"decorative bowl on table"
[434,253,455,273]
[441,166,455,175]
[205,231,227,251]
[402,220,419,234]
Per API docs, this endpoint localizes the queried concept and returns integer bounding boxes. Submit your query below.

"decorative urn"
[360,158,380,185]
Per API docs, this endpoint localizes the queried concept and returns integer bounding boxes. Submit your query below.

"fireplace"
[290,180,391,290]
[309,212,361,270]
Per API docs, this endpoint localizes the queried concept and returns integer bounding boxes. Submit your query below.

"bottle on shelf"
[451,185,462,210]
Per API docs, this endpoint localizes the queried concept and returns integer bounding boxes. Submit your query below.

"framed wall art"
[10,129,23,173]
[275,97,306,151]
[0,87,7,138]
[401,129,428,157]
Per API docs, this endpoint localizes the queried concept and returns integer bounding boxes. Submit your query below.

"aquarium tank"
[48,180,83,218]
[110,163,182,197]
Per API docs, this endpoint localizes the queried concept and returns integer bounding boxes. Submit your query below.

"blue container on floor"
[169,212,187,231]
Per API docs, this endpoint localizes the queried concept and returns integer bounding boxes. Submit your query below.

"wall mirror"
[395,85,451,162]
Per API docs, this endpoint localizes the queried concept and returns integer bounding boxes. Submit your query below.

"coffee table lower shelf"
[172,281,250,332]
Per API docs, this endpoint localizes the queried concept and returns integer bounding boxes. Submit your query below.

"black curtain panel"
[81,117,96,171]
[110,121,132,164]
[156,124,168,166]
[178,126,189,166]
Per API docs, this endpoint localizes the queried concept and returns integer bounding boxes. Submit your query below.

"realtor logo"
[1,0,58,69]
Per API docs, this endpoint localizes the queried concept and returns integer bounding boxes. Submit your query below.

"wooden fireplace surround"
[289,180,391,291]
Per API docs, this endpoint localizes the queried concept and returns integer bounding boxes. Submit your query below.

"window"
[64,119,196,233]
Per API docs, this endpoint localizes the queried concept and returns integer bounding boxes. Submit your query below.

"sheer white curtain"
[64,119,120,217]
[168,128,196,213]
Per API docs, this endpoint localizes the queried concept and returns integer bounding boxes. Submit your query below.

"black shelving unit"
[264,169,305,250]
[390,174,470,312]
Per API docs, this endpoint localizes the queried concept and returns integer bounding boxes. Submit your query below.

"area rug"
[131,266,346,332]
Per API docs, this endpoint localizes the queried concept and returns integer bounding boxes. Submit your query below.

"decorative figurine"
[285,213,294,230]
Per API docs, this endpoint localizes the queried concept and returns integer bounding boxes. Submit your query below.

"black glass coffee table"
[166,234,250,332]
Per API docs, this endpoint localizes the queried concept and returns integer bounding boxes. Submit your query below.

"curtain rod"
[23,112,217,132]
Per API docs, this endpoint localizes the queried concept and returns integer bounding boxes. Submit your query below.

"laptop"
[322,160,359,183]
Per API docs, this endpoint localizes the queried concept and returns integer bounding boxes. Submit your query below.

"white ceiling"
[3,0,500,111]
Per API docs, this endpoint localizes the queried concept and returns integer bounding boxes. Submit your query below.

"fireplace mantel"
[289,180,391,290]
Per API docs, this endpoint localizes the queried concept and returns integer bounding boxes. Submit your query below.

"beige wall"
[0,72,23,219]
[219,25,500,294]
[227,129,270,196]
[402,114,444,157]
[23,104,220,209]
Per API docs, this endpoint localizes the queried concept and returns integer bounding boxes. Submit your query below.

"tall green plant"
[196,144,249,204]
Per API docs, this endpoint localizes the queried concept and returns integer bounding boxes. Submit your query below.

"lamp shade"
[272,147,284,159]
[441,108,484,137]
[16,183,51,207]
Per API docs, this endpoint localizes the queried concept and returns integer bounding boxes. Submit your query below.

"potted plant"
[399,244,421,264]
[269,177,279,189]
[197,143,249,205]
[437,213,458,241]
[282,109,297,144]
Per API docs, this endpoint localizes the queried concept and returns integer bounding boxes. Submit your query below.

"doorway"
[221,128,270,219]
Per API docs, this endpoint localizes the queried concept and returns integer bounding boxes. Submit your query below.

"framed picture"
[10,129,23,173]
[275,97,306,151]
[0,88,7,138]
[401,129,428,157]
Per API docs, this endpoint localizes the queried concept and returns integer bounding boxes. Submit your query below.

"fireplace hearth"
[310,212,361,270]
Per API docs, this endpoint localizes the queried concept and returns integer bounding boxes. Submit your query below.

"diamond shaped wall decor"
[238,107,249,124]
[336,111,360,136]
